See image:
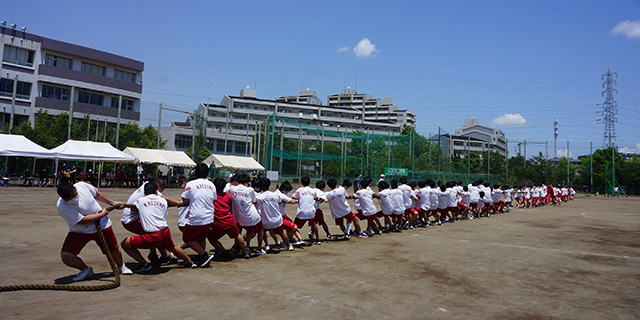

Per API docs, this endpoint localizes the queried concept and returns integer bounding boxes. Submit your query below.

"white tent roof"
[123,147,196,167]
[203,154,264,171]
[0,134,55,158]
[51,140,136,162]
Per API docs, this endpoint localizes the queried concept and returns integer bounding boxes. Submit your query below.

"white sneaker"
[73,266,94,281]
[294,239,306,245]
[288,244,294,251]
[265,245,271,251]
[255,249,267,256]
[119,264,133,275]
[244,248,251,259]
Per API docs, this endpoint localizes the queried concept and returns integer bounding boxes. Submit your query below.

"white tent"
[123,147,196,167]
[203,154,264,171]
[51,140,136,162]
[0,134,55,158]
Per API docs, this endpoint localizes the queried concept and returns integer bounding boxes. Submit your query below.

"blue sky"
[5,0,640,157]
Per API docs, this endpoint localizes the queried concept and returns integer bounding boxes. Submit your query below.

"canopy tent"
[123,147,196,167]
[51,140,136,162]
[203,154,265,171]
[0,134,55,158]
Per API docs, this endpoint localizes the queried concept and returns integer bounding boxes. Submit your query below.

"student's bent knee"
[61,252,76,264]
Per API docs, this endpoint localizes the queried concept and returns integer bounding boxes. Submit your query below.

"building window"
[3,46,35,67]
[113,69,136,83]
[216,140,225,153]
[41,85,70,101]
[44,54,72,69]
[0,78,31,99]
[235,142,246,154]
[81,62,105,76]
[110,97,134,110]
[175,135,192,150]
[78,91,103,105]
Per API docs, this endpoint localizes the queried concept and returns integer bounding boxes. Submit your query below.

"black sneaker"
[199,252,214,267]
[135,263,153,273]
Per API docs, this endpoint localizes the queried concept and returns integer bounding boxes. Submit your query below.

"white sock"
[346,222,352,234]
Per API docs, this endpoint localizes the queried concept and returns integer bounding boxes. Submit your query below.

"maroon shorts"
[122,220,144,235]
[282,218,296,231]
[61,226,119,255]
[182,223,213,243]
[470,202,478,208]
[335,211,357,225]
[375,211,385,218]
[129,227,175,250]
[294,217,315,228]
[392,213,404,218]
[208,224,240,241]
[438,208,448,214]
[315,209,326,224]
[415,207,427,214]
[356,210,376,221]
[239,221,263,233]
[264,225,284,234]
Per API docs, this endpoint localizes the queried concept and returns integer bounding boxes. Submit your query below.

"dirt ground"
[0,186,639,320]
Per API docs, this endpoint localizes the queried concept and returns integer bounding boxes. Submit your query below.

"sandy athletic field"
[0,187,639,319]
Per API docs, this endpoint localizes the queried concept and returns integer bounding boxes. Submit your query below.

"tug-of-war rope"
[0,203,133,292]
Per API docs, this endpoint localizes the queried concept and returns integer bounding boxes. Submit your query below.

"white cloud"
[556,149,573,158]
[492,113,528,126]
[619,143,640,154]
[353,38,379,58]
[610,20,640,38]
[336,46,350,53]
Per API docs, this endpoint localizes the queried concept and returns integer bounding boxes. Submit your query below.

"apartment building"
[327,88,416,126]
[0,26,143,130]
[161,88,413,156]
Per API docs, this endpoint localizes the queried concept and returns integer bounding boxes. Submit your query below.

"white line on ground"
[0,240,27,247]
[450,238,640,260]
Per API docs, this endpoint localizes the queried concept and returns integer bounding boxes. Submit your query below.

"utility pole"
[554,118,558,158]
[598,68,618,149]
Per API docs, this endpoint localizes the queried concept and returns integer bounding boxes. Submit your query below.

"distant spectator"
[353,173,362,191]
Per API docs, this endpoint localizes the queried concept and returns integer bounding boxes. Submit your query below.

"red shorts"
[283,214,293,222]
[356,210,376,221]
[239,221,263,233]
[294,217,315,228]
[264,225,284,234]
[315,209,326,224]
[335,211,357,225]
[282,218,296,231]
[404,208,415,215]
[122,220,144,235]
[457,202,466,209]
[415,207,427,214]
[128,227,175,250]
[499,200,505,204]
[61,226,119,256]
[208,224,240,241]
[182,223,213,243]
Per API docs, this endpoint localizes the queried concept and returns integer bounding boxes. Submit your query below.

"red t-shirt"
[213,192,236,230]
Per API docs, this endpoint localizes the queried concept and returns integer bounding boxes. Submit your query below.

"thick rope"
[0,203,134,292]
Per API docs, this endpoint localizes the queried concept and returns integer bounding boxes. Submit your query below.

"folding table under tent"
[122,147,196,167]
[202,154,265,171]
[50,140,137,186]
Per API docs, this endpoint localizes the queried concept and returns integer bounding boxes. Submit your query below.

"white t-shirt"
[437,189,448,209]
[256,191,283,230]
[482,186,493,204]
[314,189,325,210]
[446,188,458,208]
[274,189,292,217]
[177,206,189,227]
[355,187,377,216]
[181,178,216,226]
[491,189,502,203]
[461,191,470,205]
[56,182,111,234]
[391,189,405,214]
[228,184,261,227]
[134,194,169,233]
[325,186,352,219]
[469,185,480,203]
[399,184,413,210]
[292,186,316,219]
[429,188,439,210]
[524,187,531,199]
[414,188,425,209]
[377,189,395,215]
[454,186,464,203]
[504,189,513,202]
[121,182,163,224]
